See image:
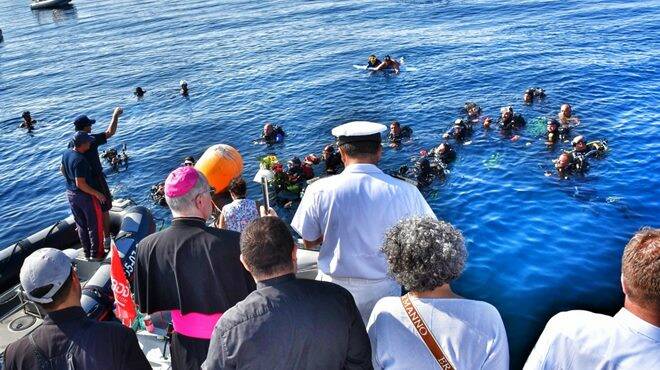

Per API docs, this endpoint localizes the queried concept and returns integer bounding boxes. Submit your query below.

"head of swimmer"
[435,143,447,154]
[572,136,586,151]
[500,106,513,122]
[390,121,401,135]
[547,119,559,133]
[384,55,392,62]
[368,55,377,64]
[323,145,334,159]
[560,103,572,118]
[556,152,571,169]
[22,111,32,123]
[524,89,534,103]
[263,123,274,136]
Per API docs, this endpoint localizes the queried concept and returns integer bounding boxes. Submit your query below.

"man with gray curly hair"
[367,217,509,370]
[524,227,660,369]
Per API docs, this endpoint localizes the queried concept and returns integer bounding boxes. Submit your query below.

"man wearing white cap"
[2,248,150,370]
[291,121,436,323]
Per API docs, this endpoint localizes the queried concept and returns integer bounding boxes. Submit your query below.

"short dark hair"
[339,141,380,158]
[228,177,247,198]
[38,269,74,311]
[240,217,294,277]
[622,227,659,307]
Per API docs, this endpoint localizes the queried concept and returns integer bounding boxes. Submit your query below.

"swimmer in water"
[180,80,189,96]
[498,106,526,131]
[443,118,472,142]
[134,87,146,98]
[545,119,561,146]
[523,87,546,104]
[429,143,457,165]
[367,54,382,68]
[374,55,400,74]
[322,145,343,174]
[262,123,286,144]
[20,111,36,132]
[571,135,605,158]
[464,102,482,121]
[558,103,580,127]
[554,152,576,179]
[182,156,195,167]
[388,121,413,147]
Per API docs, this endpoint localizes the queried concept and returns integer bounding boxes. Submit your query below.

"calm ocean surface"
[1,0,658,367]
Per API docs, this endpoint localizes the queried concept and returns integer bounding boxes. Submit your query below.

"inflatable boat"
[0,200,157,356]
[30,0,72,10]
[0,197,319,369]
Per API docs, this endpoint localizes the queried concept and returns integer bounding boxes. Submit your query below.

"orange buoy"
[195,144,243,194]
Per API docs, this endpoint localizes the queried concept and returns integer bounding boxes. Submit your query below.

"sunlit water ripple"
[1,0,658,367]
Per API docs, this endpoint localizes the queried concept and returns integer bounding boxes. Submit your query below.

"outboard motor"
[80,206,155,320]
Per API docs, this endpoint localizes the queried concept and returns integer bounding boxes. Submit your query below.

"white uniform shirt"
[524,308,660,370]
[291,163,436,280]
[367,296,509,370]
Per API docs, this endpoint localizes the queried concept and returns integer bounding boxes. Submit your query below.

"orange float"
[195,144,243,194]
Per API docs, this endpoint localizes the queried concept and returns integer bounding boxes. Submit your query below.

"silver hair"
[165,170,210,214]
[500,106,513,114]
[382,217,467,292]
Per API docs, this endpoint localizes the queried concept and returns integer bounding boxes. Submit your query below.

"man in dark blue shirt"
[2,248,150,370]
[71,107,123,249]
[61,132,107,260]
[202,217,372,370]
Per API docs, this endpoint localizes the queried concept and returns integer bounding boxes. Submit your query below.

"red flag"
[110,240,137,327]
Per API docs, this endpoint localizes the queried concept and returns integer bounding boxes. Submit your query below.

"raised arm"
[105,107,123,139]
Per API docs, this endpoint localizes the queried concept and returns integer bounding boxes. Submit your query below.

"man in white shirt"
[524,227,660,370]
[291,121,436,323]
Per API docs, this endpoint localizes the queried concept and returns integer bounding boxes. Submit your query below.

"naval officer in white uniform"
[291,121,436,323]
[524,227,660,370]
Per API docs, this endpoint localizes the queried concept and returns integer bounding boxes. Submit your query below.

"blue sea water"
[1,0,659,367]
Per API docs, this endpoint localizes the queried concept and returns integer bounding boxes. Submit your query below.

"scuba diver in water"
[100,144,129,171]
[464,102,482,122]
[180,80,189,96]
[558,103,580,127]
[367,54,382,68]
[182,156,195,166]
[396,157,443,188]
[429,143,457,165]
[150,182,167,207]
[374,55,401,74]
[571,135,606,158]
[498,106,526,132]
[134,87,146,99]
[545,119,563,146]
[443,118,473,142]
[554,152,577,179]
[262,123,286,144]
[388,121,413,147]
[523,87,546,104]
[321,145,343,174]
[20,111,36,132]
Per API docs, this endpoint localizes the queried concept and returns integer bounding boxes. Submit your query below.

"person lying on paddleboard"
[367,54,382,68]
[374,55,400,73]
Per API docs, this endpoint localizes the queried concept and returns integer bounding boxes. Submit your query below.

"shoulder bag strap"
[401,293,456,370]
[27,334,52,370]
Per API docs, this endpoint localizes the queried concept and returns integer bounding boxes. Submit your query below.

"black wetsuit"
[388,126,413,145]
[445,123,472,141]
[499,114,526,131]
[367,59,382,68]
[324,153,343,175]
[432,146,457,165]
[263,126,286,144]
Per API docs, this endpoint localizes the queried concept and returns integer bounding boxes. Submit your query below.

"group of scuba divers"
[148,86,607,208]
[250,86,608,204]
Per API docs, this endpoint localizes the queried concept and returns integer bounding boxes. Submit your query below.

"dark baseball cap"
[72,131,94,147]
[73,115,96,130]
